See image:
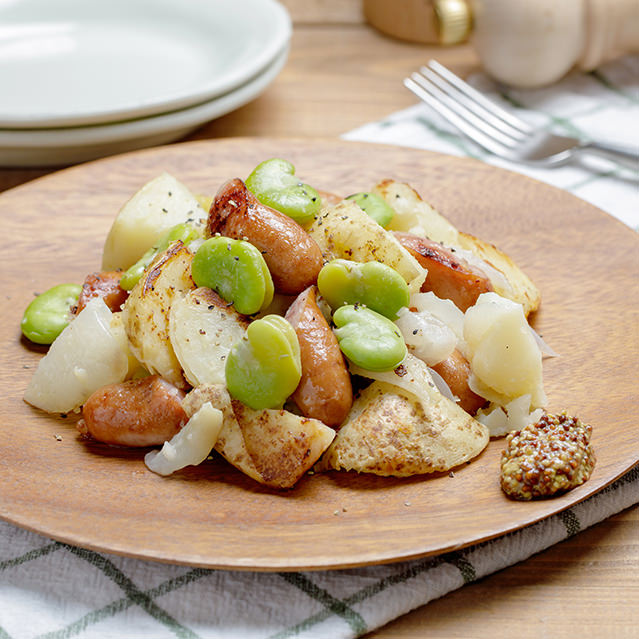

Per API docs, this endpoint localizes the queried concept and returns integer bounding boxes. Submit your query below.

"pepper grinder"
[363,0,639,88]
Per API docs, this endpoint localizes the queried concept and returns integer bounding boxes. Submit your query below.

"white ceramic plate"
[0,0,291,128]
[0,46,289,167]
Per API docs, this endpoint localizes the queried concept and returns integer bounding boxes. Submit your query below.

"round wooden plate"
[1,138,637,571]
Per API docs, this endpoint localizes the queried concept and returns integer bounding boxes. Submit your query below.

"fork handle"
[579,140,638,168]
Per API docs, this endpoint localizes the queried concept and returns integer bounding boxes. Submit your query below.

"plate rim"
[1,137,638,571]
[0,0,291,128]
[0,47,290,167]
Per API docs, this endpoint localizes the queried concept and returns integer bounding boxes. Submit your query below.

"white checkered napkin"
[343,55,639,231]
[0,466,637,638]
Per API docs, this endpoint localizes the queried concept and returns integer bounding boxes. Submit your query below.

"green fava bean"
[317,259,409,320]
[333,305,406,372]
[225,314,302,410]
[21,283,82,345]
[120,223,201,291]
[345,192,395,227]
[245,158,321,225]
[191,237,274,315]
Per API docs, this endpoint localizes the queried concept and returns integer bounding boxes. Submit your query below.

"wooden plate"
[1,138,637,571]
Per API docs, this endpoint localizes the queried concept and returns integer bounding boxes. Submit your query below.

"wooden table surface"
[2,2,636,637]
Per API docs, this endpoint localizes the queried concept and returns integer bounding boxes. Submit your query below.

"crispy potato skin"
[431,349,486,415]
[121,241,194,389]
[395,232,493,312]
[74,271,129,315]
[207,178,323,294]
[285,286,353,428]
[78,375,187,446]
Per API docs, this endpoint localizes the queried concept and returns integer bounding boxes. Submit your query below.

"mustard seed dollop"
[500,411,595,500]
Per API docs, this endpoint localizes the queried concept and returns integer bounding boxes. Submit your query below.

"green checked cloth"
[345,54,639,231]
[1,469,637,638]
[1,56,638,639]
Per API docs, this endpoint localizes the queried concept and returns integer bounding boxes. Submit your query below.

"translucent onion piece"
[350,353,440,408]
[427,366,456,402]
[475,394,544,438]
[410,291,464,341]
[395,307,457,366]
[529,326,559,358]
[453,246,514,297]
[145,401,223,476]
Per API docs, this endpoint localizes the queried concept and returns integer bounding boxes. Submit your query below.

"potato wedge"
[182,384,263,483]
[374,179,459,246]
[315,380,488,476]
[121,241,195,389]
[183,384,335,488]
[102,172,206,271]
[169,287,249,388]
[316,354,489,476]
[457,231,540,317]
[306,200,426,293]
[24,298,130,413]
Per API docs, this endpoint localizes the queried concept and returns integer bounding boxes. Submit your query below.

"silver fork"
[404,60,638,168]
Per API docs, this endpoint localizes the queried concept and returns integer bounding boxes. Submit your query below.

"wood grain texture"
[1,138,637,572]
[1,4,636,632]
[366,505,639,638]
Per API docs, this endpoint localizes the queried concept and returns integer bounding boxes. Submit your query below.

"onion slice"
[529,326,559,358]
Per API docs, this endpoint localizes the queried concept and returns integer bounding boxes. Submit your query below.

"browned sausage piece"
[207,178,323,295]
[431,349,486,415]
[394,232,493,312]
[316,189,343,206]
[78,375,187,446]
[285,285,353,428]
[74,271,129,315]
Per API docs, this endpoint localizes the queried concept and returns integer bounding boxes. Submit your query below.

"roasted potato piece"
[315,380,488,477]
[183,384,335,488]
[102,172,206,271]
[169,287,249,388]
[374,179,459,246]
[306,200,426,293]
[24,298,131,414]
[457,231,540,316]
[121,241,195,389]
[319,353,489,476]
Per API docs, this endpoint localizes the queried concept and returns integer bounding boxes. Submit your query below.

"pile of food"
[21,158,595,497]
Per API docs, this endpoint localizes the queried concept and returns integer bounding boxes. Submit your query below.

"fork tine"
[419,65,528,142]
[426,60,534,134]
[408,72,519,149]
[404,76,513,157]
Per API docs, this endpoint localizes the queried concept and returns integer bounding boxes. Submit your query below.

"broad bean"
[120,223,201,291]
[333,305,407,372]
[191,237,274,315]
[345,192,394,227]
[225,315,301,409]
[21,283,82,345]
[317,259,409,320]
[246,158,321,225]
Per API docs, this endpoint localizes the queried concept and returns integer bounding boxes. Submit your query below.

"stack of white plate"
[0,0,291,167]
